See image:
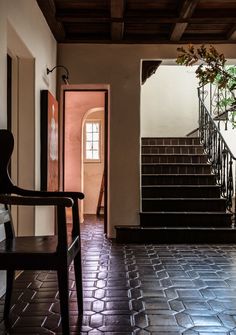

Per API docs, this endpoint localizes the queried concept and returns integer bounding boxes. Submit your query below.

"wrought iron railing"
[198,85,236,225]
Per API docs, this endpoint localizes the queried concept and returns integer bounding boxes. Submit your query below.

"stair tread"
[142,163,210,165]
[142,198,225,201]
[142,185,219,188]
[142,173,214,176]
[140,211,231,214]
[142,145,202,147]
[142,137,199,139]
[116,225,235,230]
[142,153,206,156]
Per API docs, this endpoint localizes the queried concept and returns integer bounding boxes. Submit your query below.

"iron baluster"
[198,85,236,223]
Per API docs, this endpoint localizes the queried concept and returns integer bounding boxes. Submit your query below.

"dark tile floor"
[1,215,236,334]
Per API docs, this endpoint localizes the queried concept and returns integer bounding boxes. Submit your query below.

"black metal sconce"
[46,65,69,84]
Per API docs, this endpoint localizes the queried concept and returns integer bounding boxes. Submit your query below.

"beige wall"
[58,43,236,238]
[141,65,199,137]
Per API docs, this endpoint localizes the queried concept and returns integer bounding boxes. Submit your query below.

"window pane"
[86,151,93,159]
[93,151,99,159]
[93,123,99,132]
[93,142,99,150]
[86,123,92,132]
[93,133,99,141]
[86,133,92,141]
[86,142,93,150]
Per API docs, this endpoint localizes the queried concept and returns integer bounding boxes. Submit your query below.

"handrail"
[198,87,236,160]
[197,85,236,223]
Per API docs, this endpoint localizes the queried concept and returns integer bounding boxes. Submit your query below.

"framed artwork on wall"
[40,90,59,191]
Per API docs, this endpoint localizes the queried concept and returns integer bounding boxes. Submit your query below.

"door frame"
[61,86,109,235]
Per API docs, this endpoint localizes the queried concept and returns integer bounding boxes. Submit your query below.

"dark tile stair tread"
[142,137,200,139]
[142,185,219,187]
[141,153,206,156]
[140,211,231,214]
[142,144,202,146]
[142,197,225,200]
[116,225,235,230]
[142,174,214,176]
[142,163,210,165]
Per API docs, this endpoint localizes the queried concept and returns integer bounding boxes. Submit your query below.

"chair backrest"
[0,129,15,193]
[0,204,14,238]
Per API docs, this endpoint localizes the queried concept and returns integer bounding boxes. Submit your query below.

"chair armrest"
[11,186,84,200]
[0,195,73,207]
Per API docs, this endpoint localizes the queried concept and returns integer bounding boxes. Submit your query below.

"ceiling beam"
[111,0,125,41]
[55,15,236,25]
[36,0,65,42]
[170,0,199,41]
[64,37,235,44]
[227,24,236,40]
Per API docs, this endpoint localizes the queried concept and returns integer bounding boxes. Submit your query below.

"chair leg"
[57,268,70,334]
[74,252,83,314]
[4,270,14,320]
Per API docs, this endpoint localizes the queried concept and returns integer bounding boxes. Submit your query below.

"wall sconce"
[46,65,69,84]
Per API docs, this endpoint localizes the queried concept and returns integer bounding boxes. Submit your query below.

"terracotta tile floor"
[1,215,236,334]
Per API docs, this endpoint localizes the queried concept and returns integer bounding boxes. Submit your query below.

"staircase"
[116,137,236,243]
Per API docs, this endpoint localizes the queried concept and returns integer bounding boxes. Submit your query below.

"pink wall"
[64,91,105,196]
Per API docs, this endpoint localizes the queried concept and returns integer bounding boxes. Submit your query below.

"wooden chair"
[0,129,84,334]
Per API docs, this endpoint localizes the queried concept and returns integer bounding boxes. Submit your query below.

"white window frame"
[84,120,101,162]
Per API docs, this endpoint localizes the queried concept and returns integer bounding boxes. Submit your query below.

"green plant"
[176,44,236,128]
[176,44,232,88]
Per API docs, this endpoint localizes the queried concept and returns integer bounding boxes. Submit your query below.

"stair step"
[115,226,236,243]
[142,137,200,146]
[142,198,226,212]
[142,154,207,164]
[142,145,204,155]
[142,185,221,198]
[142,174,216,185]
[140,212,232,227]
[142,163,211,174]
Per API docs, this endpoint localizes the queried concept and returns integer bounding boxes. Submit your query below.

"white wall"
[0,0,57,294]
[58,43,236,238]
[141,65,199,137]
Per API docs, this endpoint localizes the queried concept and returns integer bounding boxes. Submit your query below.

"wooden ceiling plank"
[37,0,65,42]
[111,0,125,40]
[170,0,199,41]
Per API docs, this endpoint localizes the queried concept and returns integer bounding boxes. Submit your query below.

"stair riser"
[140,213,232,227]
[142,155,207,164]
[116,227,236,243]
[142,187,221,198]
[142,146,204,155]
[142,175,216,185]
[142,199,226,212]
[142,165,211,174]
[142,138,200,145]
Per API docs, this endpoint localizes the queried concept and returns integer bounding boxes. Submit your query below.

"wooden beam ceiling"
[37,0,65,42]
[111,0,125,41]
[36,0,236,44]
[170,0,199,41]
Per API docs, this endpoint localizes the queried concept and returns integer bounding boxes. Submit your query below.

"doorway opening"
[62,87,109,235]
